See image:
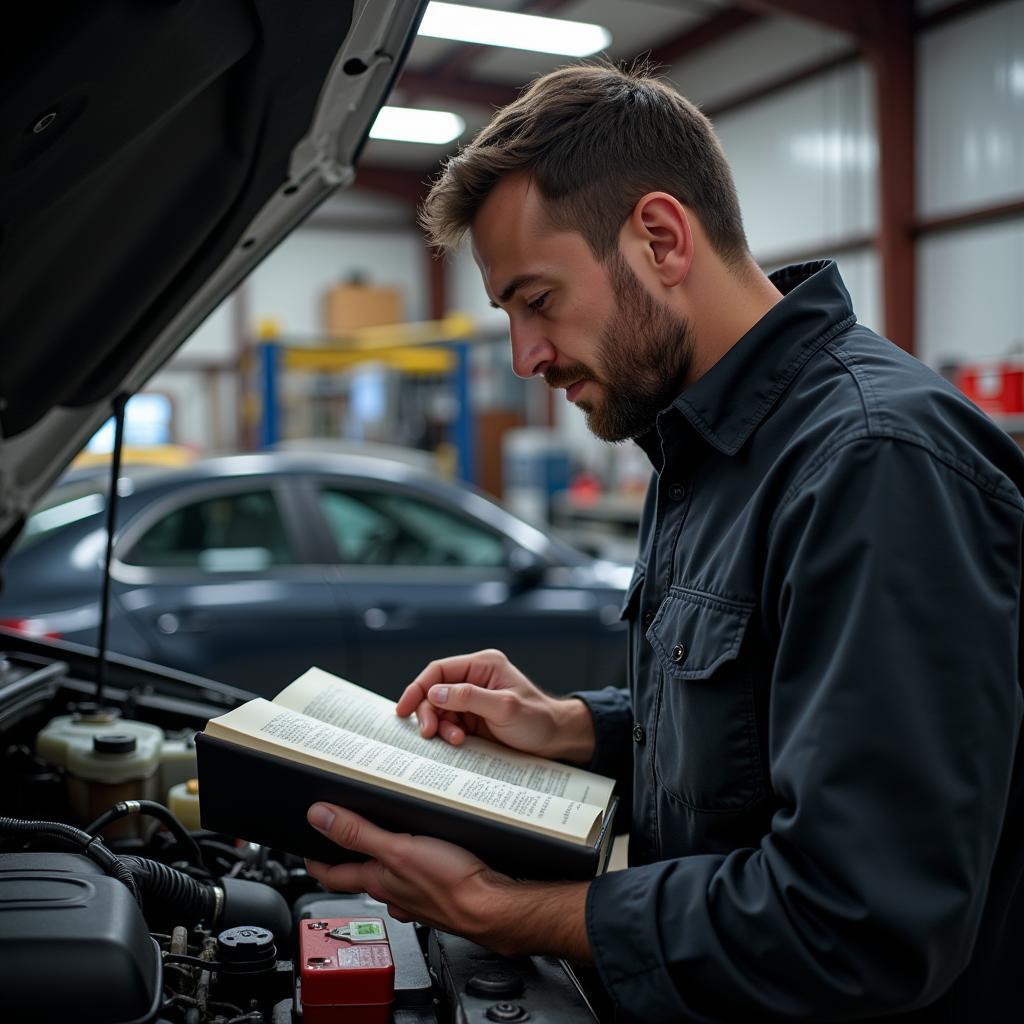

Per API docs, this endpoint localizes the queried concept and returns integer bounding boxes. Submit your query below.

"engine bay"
[0,643,598,1024]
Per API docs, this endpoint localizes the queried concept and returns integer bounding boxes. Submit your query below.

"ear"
[627,193,692,288]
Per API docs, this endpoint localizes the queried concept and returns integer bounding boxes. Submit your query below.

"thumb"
[428,683,516,724]
[307,803,388,857]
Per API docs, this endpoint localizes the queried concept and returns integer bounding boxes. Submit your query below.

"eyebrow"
[489,273,544,309]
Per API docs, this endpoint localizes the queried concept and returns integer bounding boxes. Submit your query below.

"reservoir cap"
[93,734,137,755]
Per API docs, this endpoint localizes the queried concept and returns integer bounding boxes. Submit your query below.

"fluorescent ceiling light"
[419,2,611,57]
[370,106,466,144]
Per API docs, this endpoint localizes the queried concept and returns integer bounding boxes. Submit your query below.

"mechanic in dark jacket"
[303,63,1024,1021]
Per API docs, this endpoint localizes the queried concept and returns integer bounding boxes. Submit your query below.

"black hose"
[0,816,141,905]
[198,839,244,861]
[87,800,204,870]
[120,856,219,927]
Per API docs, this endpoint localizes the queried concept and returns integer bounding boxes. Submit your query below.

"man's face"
[472,174,693,442]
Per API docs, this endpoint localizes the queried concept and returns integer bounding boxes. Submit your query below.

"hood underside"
[0,0,425,550]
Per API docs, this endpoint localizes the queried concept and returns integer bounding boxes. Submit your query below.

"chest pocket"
[648,586,762,812]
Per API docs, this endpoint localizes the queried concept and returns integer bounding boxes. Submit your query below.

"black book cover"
[196,733,618,881]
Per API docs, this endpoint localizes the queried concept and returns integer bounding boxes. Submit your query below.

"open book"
[196,668,618,879]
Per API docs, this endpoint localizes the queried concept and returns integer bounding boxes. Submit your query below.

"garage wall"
[916,0,1024,367]
[149,188,426,452]
[149,2,1023,456]
[249,221,428,336]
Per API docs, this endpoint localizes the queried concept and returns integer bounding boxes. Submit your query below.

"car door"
[312,477,620,701]
[111,477,357,695]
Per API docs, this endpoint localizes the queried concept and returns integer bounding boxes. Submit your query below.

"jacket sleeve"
[570,687,634,801]
[585,437,1024,1021]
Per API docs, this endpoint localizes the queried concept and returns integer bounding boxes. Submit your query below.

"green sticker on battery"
[349,919,386,941]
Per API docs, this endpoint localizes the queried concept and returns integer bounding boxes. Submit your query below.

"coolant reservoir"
[168,778,201,830]
[36,711,163,836]
[159,732,198,792]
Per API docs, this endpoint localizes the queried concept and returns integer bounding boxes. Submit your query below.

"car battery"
[298,917,394,1023]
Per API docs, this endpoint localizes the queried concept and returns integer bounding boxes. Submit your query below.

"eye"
[527,292,549,312]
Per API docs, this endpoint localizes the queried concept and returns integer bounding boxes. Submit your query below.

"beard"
[544,253,695,443]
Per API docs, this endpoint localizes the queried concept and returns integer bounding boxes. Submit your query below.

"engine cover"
[0,852,161,1023]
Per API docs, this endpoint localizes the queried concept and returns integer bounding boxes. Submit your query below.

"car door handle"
[362,606,416,631]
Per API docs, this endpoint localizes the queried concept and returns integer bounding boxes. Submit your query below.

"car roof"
[41,450,586,565]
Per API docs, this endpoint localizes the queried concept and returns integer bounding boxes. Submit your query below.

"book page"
[273,668,615,809]
[205,699,604,846]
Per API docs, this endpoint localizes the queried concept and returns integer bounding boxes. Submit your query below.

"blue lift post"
[259,341,281,449]
[258,332,473,475]
[450,341,475,485]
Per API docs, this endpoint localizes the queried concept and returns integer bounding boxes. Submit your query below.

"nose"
[509,320,556,379]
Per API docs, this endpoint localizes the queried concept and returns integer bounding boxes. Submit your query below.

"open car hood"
[0,0,426,555]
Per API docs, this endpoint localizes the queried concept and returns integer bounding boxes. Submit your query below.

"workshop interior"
[2,1,1023,1022]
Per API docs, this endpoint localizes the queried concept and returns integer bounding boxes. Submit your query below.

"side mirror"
[507,547,545,591]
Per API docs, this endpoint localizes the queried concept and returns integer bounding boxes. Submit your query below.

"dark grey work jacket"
[576,261,1024,1022]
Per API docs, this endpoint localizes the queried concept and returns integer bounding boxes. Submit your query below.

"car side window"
[318,487,506,568]
[122,489,295,569]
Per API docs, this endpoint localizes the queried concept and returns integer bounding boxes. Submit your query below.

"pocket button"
[671,642,688,664]
[632,723,646,744]
[642,609,654,628]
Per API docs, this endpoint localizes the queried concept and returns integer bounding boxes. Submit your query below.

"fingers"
[438,711,465,746]
[306,858,416,923]
[395,679,428,717]
[308,803,401,860]
[410,700,465,743]
[305,858,365,893]
[427,682,517,725]
[414,698,440,738]
[397,651,509,718]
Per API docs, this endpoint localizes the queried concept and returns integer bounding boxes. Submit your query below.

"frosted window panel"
[917,220,1024,368]
[835,250,882,336]
[451,246,508,331]
[249,228,428,335]
[669,16,849,112]
[716,62,877,259]
[176,300,234,360]
[918,2,1024,215]
[148,369,213,450]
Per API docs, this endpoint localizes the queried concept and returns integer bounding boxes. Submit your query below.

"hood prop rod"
[95,393,129,709]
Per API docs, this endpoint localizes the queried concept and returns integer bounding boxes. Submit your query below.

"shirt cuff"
[570,686,634,784]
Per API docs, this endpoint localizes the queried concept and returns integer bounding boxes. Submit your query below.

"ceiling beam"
[648,6,761,66]
[732,0,897,46]
[353,164,434,207]
[916,0,1007,30]
[732,1,918,352]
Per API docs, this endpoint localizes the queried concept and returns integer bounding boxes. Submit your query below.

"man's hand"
[304,802,591,959]
[395,648,596,764]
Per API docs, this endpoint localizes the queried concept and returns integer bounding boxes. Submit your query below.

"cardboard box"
[324,282,403,334]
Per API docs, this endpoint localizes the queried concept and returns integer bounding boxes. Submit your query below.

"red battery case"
[298,916,395,1023]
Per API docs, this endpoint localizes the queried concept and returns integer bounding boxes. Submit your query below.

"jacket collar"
[642,260,857,459]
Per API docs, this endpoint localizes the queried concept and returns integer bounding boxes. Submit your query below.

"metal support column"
[259,341,281,449]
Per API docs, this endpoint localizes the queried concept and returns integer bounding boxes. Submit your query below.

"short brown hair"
[419,61,748,264]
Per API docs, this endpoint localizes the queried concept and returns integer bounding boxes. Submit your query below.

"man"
[304,64,1024,1020]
